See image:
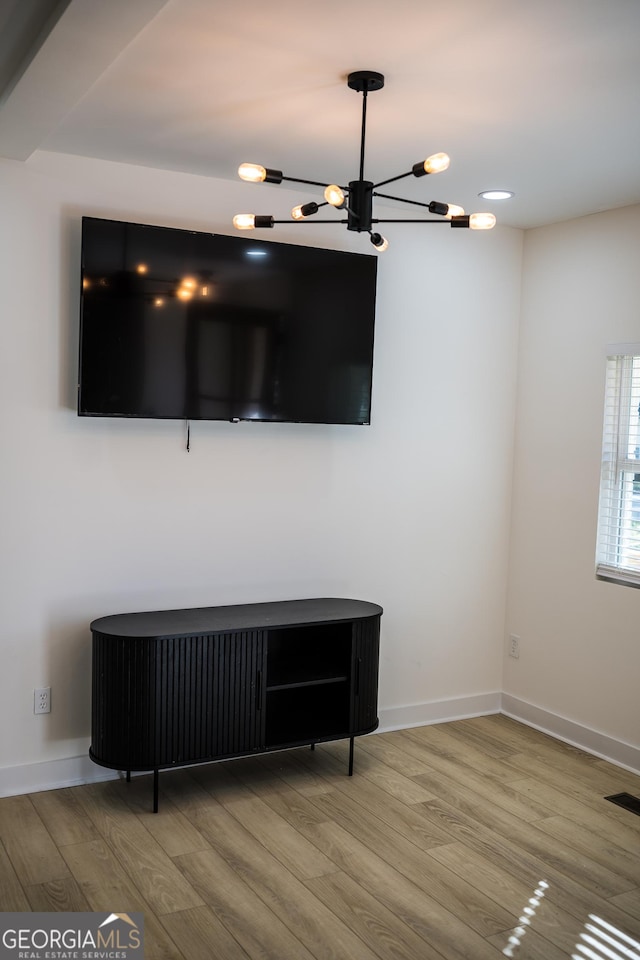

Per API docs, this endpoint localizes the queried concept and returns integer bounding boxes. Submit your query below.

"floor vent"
[605,792,640,816]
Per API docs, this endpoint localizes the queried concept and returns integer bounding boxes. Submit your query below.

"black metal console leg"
[153,769,159,813]
[126,770,131,783]
[310,743,315,751]
[348,736,354,776]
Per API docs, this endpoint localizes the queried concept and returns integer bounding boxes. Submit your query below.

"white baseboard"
[501,694,640,775]
[1,691,637,798]
[0,753,118,799]
[378,692,502,732]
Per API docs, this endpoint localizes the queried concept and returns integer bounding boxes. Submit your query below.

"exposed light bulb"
[423,152,450,174]
[469,212,497,230]
[233,214,257,230]
[324,184,345,207]
[154,297,164,307]
[291,202,319,220]
[237,163,283,184]
[177,288,193,300]
[181,277,197,290]
[238,163,266,183]
[136,263,148,274]
[445,203,465,218]
[370,232,389,252]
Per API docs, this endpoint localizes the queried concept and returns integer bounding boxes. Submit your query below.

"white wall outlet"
[509,635,520,659]
[34,686,51,714]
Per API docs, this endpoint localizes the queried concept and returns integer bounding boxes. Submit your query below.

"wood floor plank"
[300,736,437,805]
[175,847,318,960]
[284,767,454,851]
[60,838,185,960]
[427,840,599,956]
[534,814,640,886]
[401,723,533,783]
[0,795,70,885]
[245,781,332,833]
[434,717,518,759]
[305,820,505,960]
[465,714,563,752]
[117,777,212,858]
[508,775,640,846]
[60,837,154,913]
[26,876,91,912]
[30,786,97,846]
[305,869,448,960]
[486,926,570,959]
[158,768,227,816]
[355,730,436,776]
[609,888,640,918]
[254,746,339,796]
[411,768,635,900]
[405,740,557,823]
[189,760,257,804]
[178,803,381,960]
[307,790,517,937]
[76,781,204,915]
[417,795,640,941]
[503,750,640,829]
[505,745,639,800]
[0,839,30,910]
[160,905,251,960]
[593,757,640,792]
[223,794,338,880]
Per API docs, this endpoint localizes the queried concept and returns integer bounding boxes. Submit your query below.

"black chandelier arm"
[371,218,453,224]
[270,219,350,224]
[281,175,349,190]
[374,191,442,210]
[372,170,414,190]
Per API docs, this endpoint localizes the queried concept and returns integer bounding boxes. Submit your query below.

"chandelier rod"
[374,191,444,209]
[369,218,452,224]
[359,84,369,182]
[281,174,343,189]
[372,169,415,190]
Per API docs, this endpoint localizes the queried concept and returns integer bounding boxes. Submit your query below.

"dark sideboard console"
[90,598,382,811]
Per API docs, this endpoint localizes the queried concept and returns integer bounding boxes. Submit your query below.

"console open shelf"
[89,597,382,811]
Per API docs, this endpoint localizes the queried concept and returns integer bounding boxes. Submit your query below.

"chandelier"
[233,70,496,252]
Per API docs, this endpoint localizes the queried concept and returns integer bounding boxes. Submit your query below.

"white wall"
[0,151,522,777]
[505,204,640,753]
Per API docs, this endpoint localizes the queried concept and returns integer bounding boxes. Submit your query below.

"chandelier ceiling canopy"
[233,71,496,252]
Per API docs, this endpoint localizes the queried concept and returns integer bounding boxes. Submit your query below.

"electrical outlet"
[34,686,51,714]
[509,635,520,659]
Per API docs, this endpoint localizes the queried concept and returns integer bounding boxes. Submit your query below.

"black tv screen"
[78,217,377,424]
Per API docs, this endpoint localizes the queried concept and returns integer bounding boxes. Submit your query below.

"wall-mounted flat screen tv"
[78,217,377,424]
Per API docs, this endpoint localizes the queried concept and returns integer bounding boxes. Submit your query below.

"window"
[596,346,640,585]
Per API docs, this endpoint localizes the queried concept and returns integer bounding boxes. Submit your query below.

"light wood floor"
[1,715,639,959]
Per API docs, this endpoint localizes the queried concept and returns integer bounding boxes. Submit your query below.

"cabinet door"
[91,629,266,771]
[351,617,380,735]
[155,630,266,765]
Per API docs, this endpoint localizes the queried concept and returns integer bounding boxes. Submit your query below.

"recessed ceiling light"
[245,249,268,257]
[479,190,514,201]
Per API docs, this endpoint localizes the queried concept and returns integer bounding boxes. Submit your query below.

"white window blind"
[596,351,640,585]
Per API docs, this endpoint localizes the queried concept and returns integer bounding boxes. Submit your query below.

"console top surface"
[91,597,383,639]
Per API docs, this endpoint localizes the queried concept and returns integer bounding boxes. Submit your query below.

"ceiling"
[2,0,640,230]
